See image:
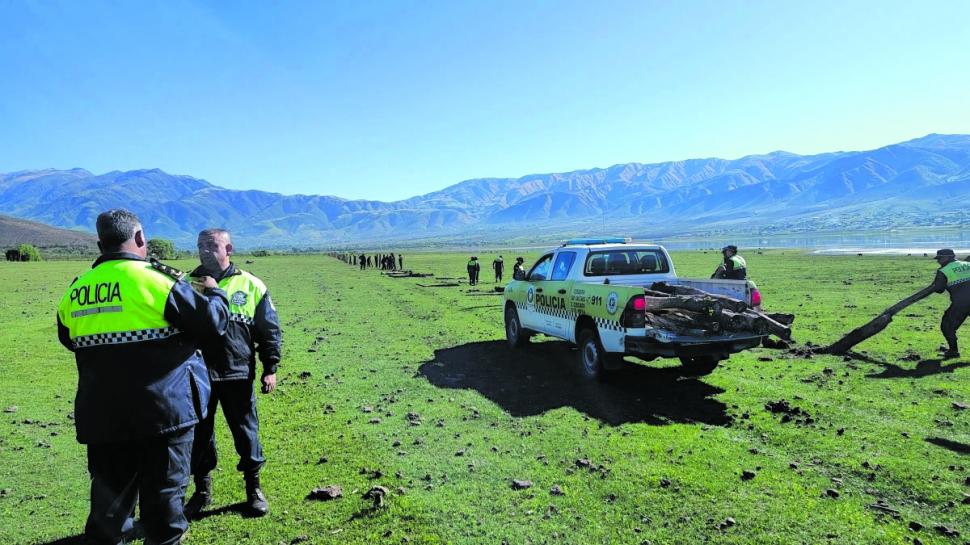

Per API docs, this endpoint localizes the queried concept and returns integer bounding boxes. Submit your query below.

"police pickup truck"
[503,238,765,378]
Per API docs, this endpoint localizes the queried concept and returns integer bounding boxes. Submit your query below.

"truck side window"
[551,251,576,281]
[527,254,554,281]
[584,250,670,276]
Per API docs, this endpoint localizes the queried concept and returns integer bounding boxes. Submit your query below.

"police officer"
[712,245,747,280]
[57,209,228,545]
[185,228,282,518]
[930,249,970,359]
[493,255,505,283]
[467,256,480,285]
[513,257,526,278]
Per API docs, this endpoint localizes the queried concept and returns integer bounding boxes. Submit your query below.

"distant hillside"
[3,134,970,248]
[0,214,98,255]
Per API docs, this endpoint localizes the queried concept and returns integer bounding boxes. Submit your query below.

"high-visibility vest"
[467,260,477,268]
[729,255,747,270]
[58,259,178,347]
[219,270,267,326]
[940,260,970,290]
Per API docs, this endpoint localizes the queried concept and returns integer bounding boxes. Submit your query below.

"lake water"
[650,231,970,255]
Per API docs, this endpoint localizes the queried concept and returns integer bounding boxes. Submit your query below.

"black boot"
[244,473,269,517]
[183,474,212,520]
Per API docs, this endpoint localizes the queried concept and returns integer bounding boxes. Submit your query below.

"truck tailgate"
[664,278,753,305]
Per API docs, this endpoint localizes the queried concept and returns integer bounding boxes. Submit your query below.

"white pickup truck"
[503,238,766,378]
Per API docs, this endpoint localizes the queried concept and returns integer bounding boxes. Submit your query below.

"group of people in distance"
[326,251,405,271]
[465,255,526,285]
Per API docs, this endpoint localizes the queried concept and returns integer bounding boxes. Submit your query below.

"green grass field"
[0,250,967,545]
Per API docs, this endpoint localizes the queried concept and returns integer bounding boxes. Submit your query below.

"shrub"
[147,238,178,260]
[16,244,42,261]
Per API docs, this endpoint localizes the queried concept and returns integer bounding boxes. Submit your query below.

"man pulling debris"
[930,249,970,359]
[185,228,283,518]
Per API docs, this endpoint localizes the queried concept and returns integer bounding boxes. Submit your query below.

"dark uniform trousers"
[85,427,193,545]
[192,380,265,477]
[942,300,970,350]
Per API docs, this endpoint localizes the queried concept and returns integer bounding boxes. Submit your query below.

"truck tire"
[505,306,530,349]
[576,328,606,380]
[678,354,721,376]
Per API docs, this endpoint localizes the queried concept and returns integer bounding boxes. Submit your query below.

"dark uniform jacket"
[57,252,229,444]
[931,269,970,305]
[191,263,282,382]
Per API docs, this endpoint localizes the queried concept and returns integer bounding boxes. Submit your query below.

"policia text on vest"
[57,251,229,545]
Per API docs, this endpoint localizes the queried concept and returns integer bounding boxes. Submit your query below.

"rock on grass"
[511,479,533,490]
[307,485,343,501]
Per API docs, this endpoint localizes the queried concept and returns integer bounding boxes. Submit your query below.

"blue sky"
[1,1,968,201]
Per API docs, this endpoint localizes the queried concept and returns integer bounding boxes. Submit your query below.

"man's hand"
[199,275,218,290]
[261,373,277,393]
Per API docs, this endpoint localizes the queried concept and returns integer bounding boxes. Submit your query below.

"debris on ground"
[762,337,790,350]
[933,525,960,538]
[765,399,814,425]
[511,479,533,490]
[307,485,343,501]
[363,486,390,508]
[821,285,935,354]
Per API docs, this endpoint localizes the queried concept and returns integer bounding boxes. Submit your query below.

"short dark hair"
[198,228,231,242]
[96,209,141,250]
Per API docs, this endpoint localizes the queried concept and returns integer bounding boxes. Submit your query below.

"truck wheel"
[505,306,530,349]
[576,328,606,380]
[678,354,721,376]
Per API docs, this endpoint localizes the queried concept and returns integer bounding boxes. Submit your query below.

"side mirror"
[513,270,526,281]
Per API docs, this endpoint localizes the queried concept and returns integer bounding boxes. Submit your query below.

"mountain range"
[2,133,969,248]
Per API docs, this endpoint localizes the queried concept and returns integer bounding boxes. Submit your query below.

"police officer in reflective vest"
[185,228,282,518]
[930,249,970,359]
[467,256,480,285]
[57,209,229,545]
[712,245,747,280]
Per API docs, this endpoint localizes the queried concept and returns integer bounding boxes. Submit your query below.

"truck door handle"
[536,288,543,293]
[557,289,567,294]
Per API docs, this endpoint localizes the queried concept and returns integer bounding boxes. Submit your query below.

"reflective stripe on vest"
[730,255,747,269]
[58,260,178,346]
[940,260,970,288]
[219,269,266,325]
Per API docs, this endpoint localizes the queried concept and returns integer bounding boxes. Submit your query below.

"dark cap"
[934,249,956,259]
[722,245,738,252]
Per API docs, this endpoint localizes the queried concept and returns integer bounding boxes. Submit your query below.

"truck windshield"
[527,254,554,281]
[584,249,670,276]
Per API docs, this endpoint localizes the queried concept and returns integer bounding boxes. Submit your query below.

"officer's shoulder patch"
[150,257,185,281]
